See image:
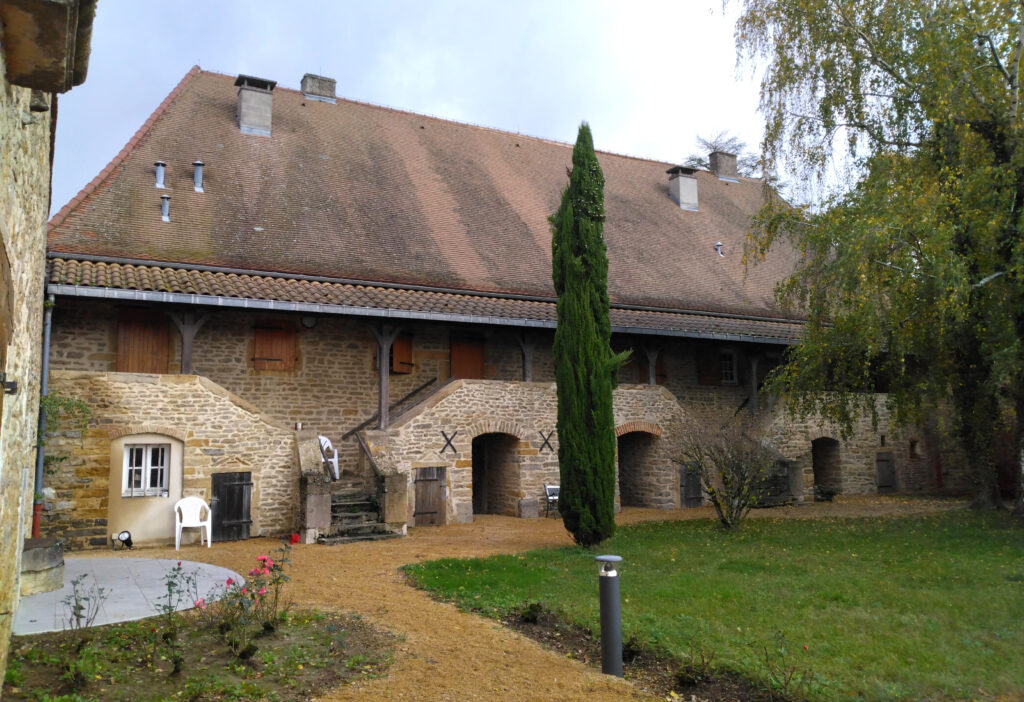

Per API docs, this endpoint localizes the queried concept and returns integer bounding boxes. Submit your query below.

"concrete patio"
[14,556,242,635]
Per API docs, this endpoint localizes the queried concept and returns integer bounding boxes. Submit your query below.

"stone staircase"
[316,477,400,545]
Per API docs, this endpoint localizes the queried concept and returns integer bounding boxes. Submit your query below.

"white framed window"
[123,443,170,497]
[720,350,738,385]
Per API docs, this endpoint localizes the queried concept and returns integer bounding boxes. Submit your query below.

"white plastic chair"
[543,484,560,517]
[319,435,340,480]
[174,496,212,550]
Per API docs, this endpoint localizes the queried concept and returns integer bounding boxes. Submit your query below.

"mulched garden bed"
[3,609,393,702]
[506,609,787,702]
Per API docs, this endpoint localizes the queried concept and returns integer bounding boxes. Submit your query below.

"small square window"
[720,350,738,385]
[123,443,169,497]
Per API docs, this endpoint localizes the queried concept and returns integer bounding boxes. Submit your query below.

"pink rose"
[258,587,267,595]
[226,577,234,586]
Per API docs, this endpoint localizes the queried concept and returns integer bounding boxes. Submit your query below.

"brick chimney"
[666,166,698,211]
[235,74,276,136]
[301,73,336,104]
[709,151,739,181]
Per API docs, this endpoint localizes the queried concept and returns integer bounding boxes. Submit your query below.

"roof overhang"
[46,270,798,345]
[0,0,96,92]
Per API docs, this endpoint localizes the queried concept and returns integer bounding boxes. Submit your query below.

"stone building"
[0,0,96,679]
[42,67,953,549]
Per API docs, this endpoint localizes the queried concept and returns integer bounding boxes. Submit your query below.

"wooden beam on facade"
[167,310,210,374]
[369,323,402,429]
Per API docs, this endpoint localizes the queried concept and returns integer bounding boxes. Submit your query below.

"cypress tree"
[551,123,627,547]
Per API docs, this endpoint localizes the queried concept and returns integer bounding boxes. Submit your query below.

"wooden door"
[876,452,896,494]
[680,466,703,507]
[211,472,253,541]
[117,309,169,373]
[451,339,484,379]
[414,466,445,526]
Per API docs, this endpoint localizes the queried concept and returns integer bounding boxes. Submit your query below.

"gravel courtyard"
[67,497,963,701]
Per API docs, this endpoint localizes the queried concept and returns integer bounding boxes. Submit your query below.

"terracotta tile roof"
[48,68,802,321]
[47,257,803,344]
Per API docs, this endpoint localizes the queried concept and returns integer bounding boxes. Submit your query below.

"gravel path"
[73,497,964,701]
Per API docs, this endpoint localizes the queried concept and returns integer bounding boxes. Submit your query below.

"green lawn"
[403,510,1024,701]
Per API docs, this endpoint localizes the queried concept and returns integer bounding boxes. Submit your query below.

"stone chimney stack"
[666,166,698,211]
[709,151,739,181]
[235,74,277,137]
[301,73,336,104]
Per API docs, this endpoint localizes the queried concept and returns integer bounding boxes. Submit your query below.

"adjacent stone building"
[42,67,956,549]
[0,0,96,681]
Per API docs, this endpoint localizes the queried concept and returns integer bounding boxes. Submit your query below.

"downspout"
[32,294,54,538]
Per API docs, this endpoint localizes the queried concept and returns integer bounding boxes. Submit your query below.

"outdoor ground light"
[116,530,133,550]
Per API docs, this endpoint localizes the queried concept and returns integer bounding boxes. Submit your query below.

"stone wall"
[43,371,299,549]
[0,50,52,679]
[761,397,943,498]
[49,301,560,472]
[48,301,959,516]
[364,380,692,525]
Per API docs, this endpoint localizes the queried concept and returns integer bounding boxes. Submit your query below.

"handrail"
[341,377,438,440]
[354,432,385,478]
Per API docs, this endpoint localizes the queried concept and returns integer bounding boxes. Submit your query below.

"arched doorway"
[617,431,658,507]
[471,433,520,516]
[811,437,842,497]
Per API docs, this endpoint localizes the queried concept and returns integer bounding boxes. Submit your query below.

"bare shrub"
[681,422,778,529]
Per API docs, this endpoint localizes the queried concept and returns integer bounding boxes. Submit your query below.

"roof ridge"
[193,68,710,172]
[48,65,202,231]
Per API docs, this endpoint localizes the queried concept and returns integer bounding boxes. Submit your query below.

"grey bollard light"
[595,554,623,676]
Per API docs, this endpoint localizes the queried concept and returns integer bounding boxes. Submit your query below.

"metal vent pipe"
[154,160,166,188]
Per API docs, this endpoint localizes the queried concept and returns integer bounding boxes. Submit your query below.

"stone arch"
[106,424,188,442]
[811,436,842,496]
[471,431,522,516]
[615,421,664,438]
[466,419,529,442]
[616,425,664,507]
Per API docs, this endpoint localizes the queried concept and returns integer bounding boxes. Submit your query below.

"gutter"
[45,283,795,346]
[33,294,55,538]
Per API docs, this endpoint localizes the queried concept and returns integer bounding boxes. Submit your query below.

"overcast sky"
[52,0,765,216]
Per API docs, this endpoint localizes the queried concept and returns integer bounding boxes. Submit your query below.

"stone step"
[329,485,372,499]
[331,511,380,526]
[328,521,386,536]
[317,531,402,546]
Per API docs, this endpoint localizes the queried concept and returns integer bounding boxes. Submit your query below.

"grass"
[403,510,1024,701]
[3,609,392,701]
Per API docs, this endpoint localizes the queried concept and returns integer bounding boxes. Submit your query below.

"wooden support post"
[644,347,660,385]
[167,310,210,374]
[516,334,537,382]
[749,355,760,413]
[370,324,402,429]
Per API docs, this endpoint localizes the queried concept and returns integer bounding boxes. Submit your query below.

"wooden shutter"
[638,356,667,384]
[391,335,414,374]
[253,326,296,371]
[450,339,484,379]
[696,347,720,386]
[117,309,169,373]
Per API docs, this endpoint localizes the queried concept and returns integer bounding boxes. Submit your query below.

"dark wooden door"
[414,467,445,526]
[680,466,703,508]
[876,452,896,494]
[451,339,484,379]
[211,472,253,541]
